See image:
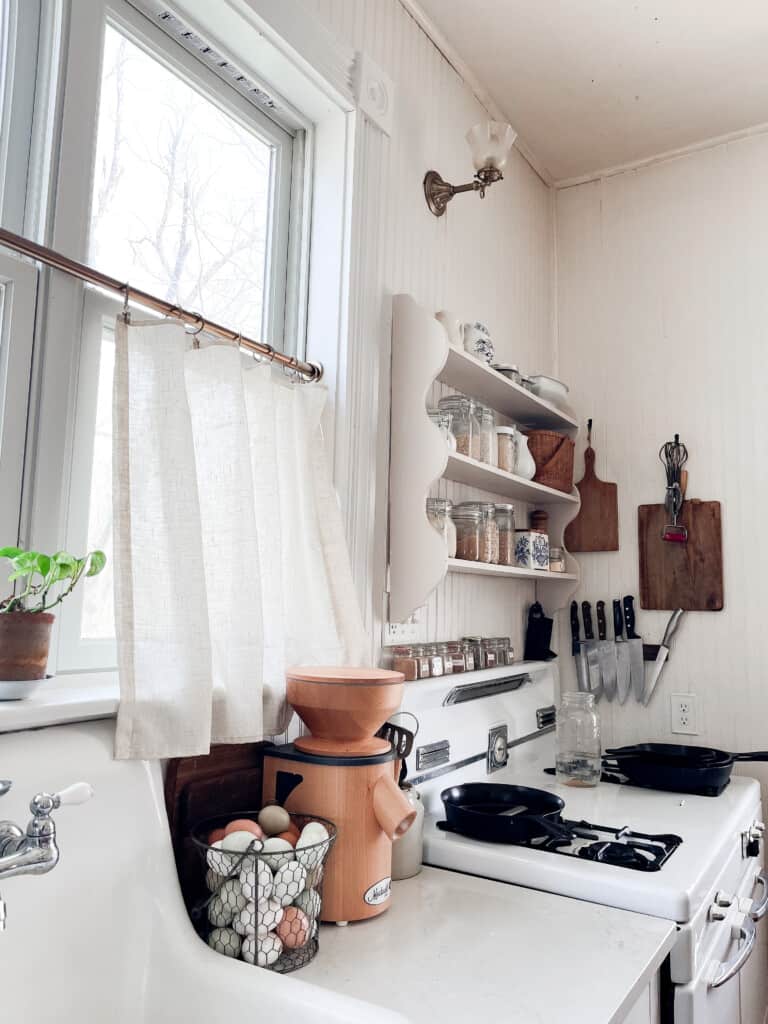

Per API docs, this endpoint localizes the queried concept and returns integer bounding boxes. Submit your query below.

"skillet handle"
[731,752,768,762]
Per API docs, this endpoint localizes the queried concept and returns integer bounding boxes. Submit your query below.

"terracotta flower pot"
[0,612,55,681]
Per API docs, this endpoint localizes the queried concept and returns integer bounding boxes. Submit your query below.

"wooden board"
[564,446,619,551]
[638,500,723,610]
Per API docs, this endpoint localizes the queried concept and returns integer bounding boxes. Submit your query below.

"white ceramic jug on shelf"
[515,429,537,480]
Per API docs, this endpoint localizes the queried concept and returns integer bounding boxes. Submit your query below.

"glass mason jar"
[445,641,465,673]
[436,642,453,675]
[479,503,499,564]
[426,498,457,557]
[424,643,443,677]
[495,503,515,565]
[460,639,477,672]
[413,645,432,679]
[427,409,457,453]
[496,425,517,473]
[475,404,496,465]
[461,636,485,670]
[486,637,513,666]
[549,546,566,573]
[480,638,498,668]
[452,507,482,562]
[438,395,477,459]
[555,691,601,787]
[391,644,420,681]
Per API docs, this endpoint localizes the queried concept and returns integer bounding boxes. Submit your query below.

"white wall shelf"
[447,559,579,581]
[439,346,579,436]
[444,452,578,505]
[388,294,581,622]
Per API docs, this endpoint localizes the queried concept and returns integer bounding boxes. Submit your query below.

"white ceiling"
[416,0,768,183]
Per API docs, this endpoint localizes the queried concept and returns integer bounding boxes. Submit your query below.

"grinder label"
[364,877,391,905]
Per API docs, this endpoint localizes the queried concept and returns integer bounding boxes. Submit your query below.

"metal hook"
[281,355,302,382]
[121,283,131,324]
[185,311,205,349]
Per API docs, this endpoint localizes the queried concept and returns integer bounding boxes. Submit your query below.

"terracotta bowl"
[287,667,405,756]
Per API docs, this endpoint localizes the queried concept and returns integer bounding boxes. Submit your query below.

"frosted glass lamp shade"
[466,121,517,172]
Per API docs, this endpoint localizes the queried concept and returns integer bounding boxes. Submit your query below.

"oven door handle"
[749,870,768,921]
[709,917,757,989]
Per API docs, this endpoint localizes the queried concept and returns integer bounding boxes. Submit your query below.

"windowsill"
[0,670,119,734]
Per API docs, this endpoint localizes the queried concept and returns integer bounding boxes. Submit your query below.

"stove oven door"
[674,866,767,1024]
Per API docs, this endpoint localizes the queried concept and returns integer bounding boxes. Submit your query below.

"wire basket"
[190,812,337,973]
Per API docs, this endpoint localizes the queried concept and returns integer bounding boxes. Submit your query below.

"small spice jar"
[424,643,444,677]
[437,642,453,675]
[481,637,499,668]
[494,503,516,566]
[452,507,482,562]
[438,395,479,460]
[413,645,432,679]
[549,546,566,573]
[487,637,513,665]
[427,409,457,453]
[445,641,465,673]
[496,425,517,473]
[476,404,496,465]
[479,503,499,564]
[460,639,477,672]
[461,636,486,670]
[426,498,457,557]
[391,645,420,681]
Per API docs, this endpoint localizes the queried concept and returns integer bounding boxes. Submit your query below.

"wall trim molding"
[555,120,768,190]
[397,0,553,187]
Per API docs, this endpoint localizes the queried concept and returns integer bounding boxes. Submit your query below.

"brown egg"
[274,830,297,847]
[276,906,310,948]
[208,828,226,844]
[224,818,265,840]
[258,804,291,836]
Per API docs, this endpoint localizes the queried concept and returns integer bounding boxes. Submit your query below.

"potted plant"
[0,546,106,685]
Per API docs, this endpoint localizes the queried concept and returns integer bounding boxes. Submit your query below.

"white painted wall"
[307,0,557,657]
[556,132,768,785]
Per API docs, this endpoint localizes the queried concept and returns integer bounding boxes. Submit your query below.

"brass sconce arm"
[423,166,504,217]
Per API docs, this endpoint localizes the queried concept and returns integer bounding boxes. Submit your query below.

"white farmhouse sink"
[0,719,405,1023]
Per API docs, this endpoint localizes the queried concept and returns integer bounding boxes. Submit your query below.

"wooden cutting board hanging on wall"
[564,422,619,552]
[638,500,723,610]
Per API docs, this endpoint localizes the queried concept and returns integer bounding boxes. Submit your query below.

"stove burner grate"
[532,820,682,871]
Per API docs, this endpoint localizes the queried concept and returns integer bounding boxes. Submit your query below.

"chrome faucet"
[0,780,93,930]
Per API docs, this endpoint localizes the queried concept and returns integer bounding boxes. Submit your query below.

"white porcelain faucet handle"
[54,783,93,807]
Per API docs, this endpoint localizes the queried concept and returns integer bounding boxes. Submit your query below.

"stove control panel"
[742,820,765,859]
[487,724,508,774]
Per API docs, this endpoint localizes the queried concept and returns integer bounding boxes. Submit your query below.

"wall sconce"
[423,121,518,217]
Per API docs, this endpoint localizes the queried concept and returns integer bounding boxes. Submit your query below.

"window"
[5,0,306,672]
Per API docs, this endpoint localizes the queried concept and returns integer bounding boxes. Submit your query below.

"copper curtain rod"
[0,227,323,382]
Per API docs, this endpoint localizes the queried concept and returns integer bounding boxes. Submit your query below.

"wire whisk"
[659,434,689,542]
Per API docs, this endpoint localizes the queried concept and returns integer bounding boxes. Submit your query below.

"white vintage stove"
[398,661,768,1024]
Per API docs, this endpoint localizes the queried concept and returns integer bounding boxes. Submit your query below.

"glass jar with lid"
[555,691,601,787]
[438,395,478,460]
[424,643,444,677]
[452,506,482,562]
[445,641,465,673]
[481,638,498,668]
[427,409,457,453]
[461,636,485,670]
[476,404,496,465]
[485,637,513,666]
[549,546,566,573]
[496,425,517,473]
[460,638,477,672]
[494,503,515,565]
[391,645,420,681]
[412,645,432,679]
[478,503,499,564]
[426,498,457,557]
[436,642,454,675]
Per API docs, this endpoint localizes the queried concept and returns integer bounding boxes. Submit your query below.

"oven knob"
[714,891,734,908]
[709,904,728,922]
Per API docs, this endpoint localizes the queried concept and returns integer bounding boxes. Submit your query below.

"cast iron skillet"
[438,783,574,843]
[603,743,768,794]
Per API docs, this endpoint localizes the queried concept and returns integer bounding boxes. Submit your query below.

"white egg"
[222,830,263,854]
[208,927,241,958]
[272,860,307,907]
[206,840,236,876]
[295,887,321,921]
[242,932,284,967]
[300,822,330,844]
[219,878,248,916]
[256,896,284,935]
[306,863,324,889]
[234,903,256,937]
[240,861,272,902]
[295,826,329,869]
[205,868,224,892]
[261,836,294,870]
[207,894,233,927]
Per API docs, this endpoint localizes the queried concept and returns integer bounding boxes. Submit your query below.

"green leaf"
[0,547,23,561]
[51,552,77,582]
[35,554,51,577]
[85,550,107,577]
[8,570,30,582]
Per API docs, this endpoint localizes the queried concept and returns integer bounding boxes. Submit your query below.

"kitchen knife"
[581,600,603,700]
[596,600,618,702]
[642,609,685,707]
[570,600,590,692]
[623,595,645,703]
[613,599,632,705]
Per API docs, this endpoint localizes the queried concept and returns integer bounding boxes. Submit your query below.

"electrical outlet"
[383,618,422,646]
[671,693,699,735]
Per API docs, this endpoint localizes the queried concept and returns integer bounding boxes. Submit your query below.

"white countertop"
[300,866,676,1024]
[0,672,119,733]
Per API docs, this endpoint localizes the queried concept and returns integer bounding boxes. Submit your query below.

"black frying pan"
[603,743,768,794]
[439,783,574,843]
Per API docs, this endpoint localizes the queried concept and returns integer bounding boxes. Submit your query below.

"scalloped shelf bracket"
[388,294,450,622]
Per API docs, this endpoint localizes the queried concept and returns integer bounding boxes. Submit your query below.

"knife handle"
[596,601,607,641]
[570,600,581,654]
[581,601,594,640]
[623,596,639,639]
[613,599,624,640]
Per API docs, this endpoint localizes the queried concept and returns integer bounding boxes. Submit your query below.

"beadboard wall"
[555,131,768,784]
[306,0,556,658]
